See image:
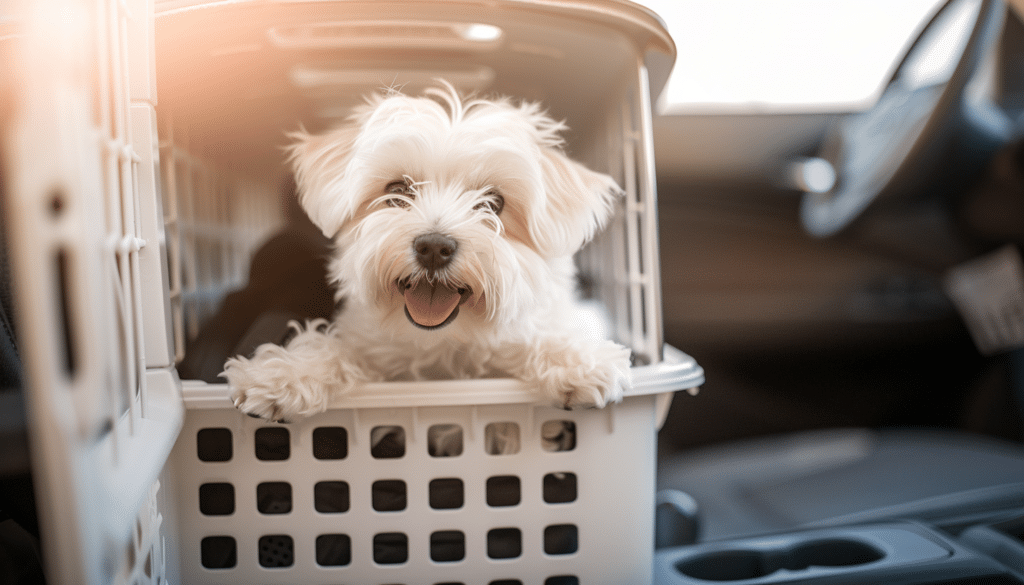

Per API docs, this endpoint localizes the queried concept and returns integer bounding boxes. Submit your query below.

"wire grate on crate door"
[157,121,283,363]
[4,0,184,583]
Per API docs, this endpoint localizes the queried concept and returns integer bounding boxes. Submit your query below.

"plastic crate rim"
[180,344,702,409]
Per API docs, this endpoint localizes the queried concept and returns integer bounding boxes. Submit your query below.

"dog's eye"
[386,181,409,194]
[474,190,504,215]
[384,180,413,208]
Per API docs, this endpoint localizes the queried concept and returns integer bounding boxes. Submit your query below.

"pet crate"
[1,1,703,584]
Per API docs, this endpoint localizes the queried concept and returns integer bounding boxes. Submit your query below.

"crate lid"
[155,0,674,64]
[154,0,675,175]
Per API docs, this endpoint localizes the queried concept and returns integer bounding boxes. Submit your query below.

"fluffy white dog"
[224,83,632,422]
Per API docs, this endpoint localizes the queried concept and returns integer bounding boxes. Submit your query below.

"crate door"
[2,1,182,584]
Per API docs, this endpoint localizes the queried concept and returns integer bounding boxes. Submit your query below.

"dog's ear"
[285,124,362,237]
[529,146,622,258]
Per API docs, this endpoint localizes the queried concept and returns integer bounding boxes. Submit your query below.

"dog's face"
[287,85,620,332]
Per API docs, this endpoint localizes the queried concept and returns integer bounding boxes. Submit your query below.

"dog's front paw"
[524,339,632,409]
[224,349,331,423]
[222,322,371,422]
[559,363,630,410]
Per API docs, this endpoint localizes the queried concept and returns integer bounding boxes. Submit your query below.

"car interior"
[650,0,1024,582]
[2,0,1024,583]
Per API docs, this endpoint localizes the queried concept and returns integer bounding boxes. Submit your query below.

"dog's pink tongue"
[404,281,461,327]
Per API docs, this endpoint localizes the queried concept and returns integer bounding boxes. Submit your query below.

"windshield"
[637,0,944,114]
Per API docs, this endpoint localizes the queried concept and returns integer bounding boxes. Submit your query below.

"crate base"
[168,391,664,585]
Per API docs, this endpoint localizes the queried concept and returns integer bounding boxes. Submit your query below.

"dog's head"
[286,83,621,331]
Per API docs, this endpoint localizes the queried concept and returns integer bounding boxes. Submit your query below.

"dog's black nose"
[413,233,458,271]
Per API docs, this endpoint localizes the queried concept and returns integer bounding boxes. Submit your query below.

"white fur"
[224,83,632,422]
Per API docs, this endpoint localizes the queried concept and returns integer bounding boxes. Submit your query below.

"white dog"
[224,83,632,422]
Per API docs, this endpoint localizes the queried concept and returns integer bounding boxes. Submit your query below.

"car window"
[636,0,944,114]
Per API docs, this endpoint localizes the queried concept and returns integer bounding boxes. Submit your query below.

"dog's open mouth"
[400,279,471,330]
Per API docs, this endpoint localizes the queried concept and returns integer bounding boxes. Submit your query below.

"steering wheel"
[799,0,1005,237]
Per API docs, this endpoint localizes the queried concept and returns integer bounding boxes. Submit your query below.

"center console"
[655,511,1024,584]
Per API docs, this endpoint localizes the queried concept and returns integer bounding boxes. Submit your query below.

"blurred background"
[628,0,1024,453]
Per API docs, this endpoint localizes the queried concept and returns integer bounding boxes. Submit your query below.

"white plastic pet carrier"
[2,1,703,584]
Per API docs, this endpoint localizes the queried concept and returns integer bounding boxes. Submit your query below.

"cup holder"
[676,539,884,582]
[676,550,770,581]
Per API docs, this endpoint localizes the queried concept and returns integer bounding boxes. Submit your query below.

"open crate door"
[2,1,183,584]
